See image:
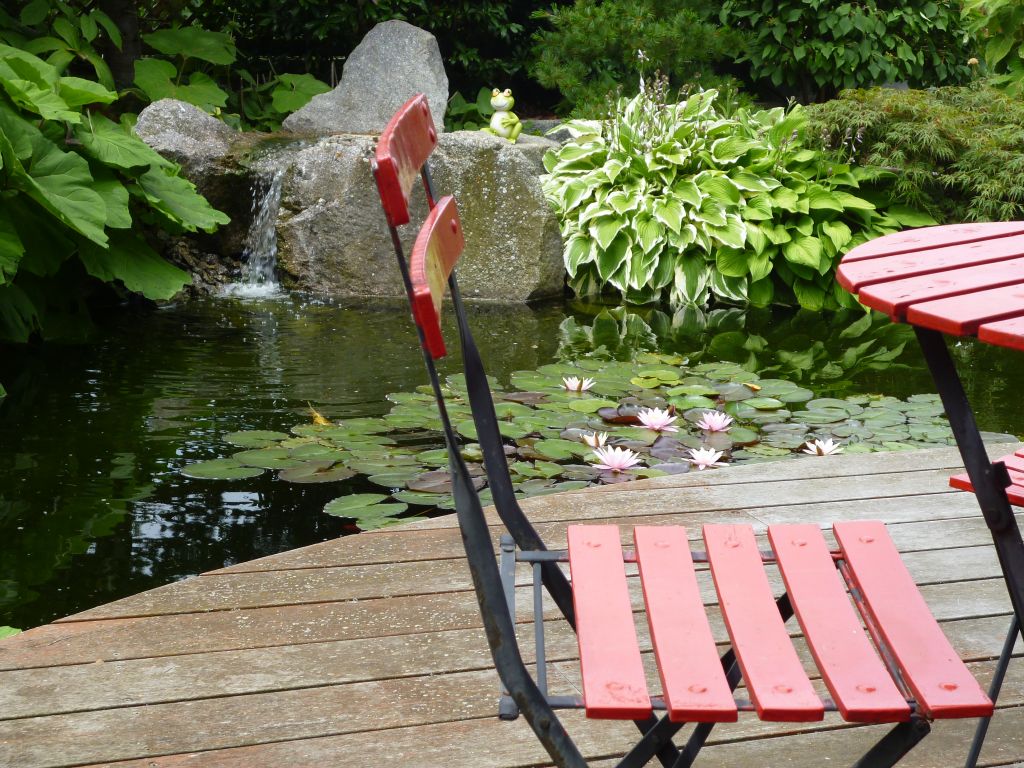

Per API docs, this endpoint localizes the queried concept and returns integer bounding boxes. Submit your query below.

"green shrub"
[531,0,744,116]
[805,83,1024,223]
[444,87,495,131]
[541,82,932,311]
[720,0,975,102]
[963,0,1024,95]
[0,44,229,342]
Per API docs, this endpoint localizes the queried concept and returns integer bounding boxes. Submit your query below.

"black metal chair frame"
[371,132,1023,768]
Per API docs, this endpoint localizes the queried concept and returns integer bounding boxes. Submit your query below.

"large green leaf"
[0,77,78,122]
[74,114,169,170]
[134,59,228,111]
[137,167,229,232]
[653,197,683,233]
[91,166,132,229]
[142,27,237,65]
[0,207,24,284]
[0,107,107,245]
[57,76,116,108]
[0,283,39,342]
[78,231,189,300]
[270,73,331,114]
[0,44,58,87]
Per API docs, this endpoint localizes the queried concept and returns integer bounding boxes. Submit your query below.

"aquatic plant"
[181,355,957,531]
[803,438,844,456]
[696,410,733,432]
[636,407,679,432]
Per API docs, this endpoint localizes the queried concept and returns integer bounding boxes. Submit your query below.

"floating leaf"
[278,461,356,483]
[181,458,264,480]
[224,430,289,448]
[323,493,390,515]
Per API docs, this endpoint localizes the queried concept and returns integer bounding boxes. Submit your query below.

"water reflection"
[0,296,1020,630]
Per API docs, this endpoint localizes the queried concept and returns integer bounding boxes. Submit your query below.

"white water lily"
[582,431,609,448]
[636,407,678,433]
[696,410,733,432]
[590,446,643,473]
[688,447,728,471]
[562,375,595,392]
[802,438,843,456]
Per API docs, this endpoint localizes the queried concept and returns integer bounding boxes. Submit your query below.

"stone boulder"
[274,131,564,302]
[282,20,448,136]
[134,99,237,182]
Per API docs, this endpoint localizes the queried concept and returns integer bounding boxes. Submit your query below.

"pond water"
[1,295,1022,631]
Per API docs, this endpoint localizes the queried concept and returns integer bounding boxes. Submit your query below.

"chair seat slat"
[837,234,1024,294]
[950,450,1024,506]
[905,284,1024,337]
[704,524,824,722]
[567,525,652,720]
[634,526,737,723]
[768,524,910,722]
[834,521,993,719]
[840,222,1024,262]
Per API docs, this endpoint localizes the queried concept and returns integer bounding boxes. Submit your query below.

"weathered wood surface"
[2,444,1024,768]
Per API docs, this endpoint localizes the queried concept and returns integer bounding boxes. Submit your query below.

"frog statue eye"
[491,88,500,97]
[503,89,512,97]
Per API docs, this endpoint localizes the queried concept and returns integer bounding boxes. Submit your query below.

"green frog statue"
[481,87,522,142]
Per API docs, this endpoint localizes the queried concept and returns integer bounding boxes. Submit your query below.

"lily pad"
[181,458,265,480]
[233,447,308,470]
[323,493,390,515]
[745,397,785,410]
[224,430,289,448]
[278,461,356,483]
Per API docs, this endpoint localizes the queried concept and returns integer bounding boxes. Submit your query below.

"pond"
[1,295,1022,631]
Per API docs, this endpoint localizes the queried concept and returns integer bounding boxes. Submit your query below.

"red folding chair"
[371,94,1003,768]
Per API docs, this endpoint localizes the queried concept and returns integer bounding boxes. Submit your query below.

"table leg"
[913,327,1024,626]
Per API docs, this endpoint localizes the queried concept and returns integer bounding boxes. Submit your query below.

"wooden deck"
[3,443,1024,767]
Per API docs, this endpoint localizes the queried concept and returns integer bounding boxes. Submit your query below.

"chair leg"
[852,717,931,768]
[964,615,1020,768]
[615,717,686,768]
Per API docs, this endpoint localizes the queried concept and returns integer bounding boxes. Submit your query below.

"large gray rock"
[282,20,448,136]
[274,131,564,301]
[134,99,237,181]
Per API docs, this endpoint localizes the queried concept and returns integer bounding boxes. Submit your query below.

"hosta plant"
[541,83,934,311]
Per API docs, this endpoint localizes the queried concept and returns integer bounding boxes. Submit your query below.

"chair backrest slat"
[409,195,463,359]
[372,93,438,227]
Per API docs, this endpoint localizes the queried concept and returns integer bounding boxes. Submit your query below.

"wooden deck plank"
[3,657,1020,768]
[1,446,1022,767]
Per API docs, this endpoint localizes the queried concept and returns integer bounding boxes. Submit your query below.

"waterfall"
[223,161,287,298]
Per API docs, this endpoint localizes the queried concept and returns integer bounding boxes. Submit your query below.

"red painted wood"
[857,257,1024,321]
[905,284,1024,337]
[768,524,910,723]
[834,521,993,719]
[980,316,1024,352]
[409,196,464,359]
[949,450,1024,506]
[703,524,824,722]
[842,222,1024,262]
[837,233,1024,294]
[372,94,438,226]
[633,526,737,723]
[567,525,652,720]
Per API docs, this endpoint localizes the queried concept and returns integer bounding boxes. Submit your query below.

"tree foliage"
[720,0,976,102]
[963,0,1024,95]
[805,82,1024,224]
[530,0,744,116]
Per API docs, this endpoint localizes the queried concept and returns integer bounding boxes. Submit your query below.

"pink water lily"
[582,431,609,448]
[688,447,728,471]
[590,446,643,473]
[803,438,843,456]
[636,407,678,433]
[562,375,595,392]
[696,410,733,432]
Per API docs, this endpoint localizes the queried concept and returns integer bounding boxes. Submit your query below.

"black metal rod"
[534,562,548,696]
[964,615,1021,768]
[914,328,1024,648]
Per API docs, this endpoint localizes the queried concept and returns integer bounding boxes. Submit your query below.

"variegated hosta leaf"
[709,271,749,303]
[672,255,710,305]
[563,234,594,276]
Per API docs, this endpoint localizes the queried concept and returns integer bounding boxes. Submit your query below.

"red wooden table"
[839,222,1024,766]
